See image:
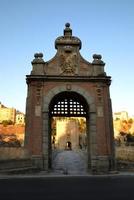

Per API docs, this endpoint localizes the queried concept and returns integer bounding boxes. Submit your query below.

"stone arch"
[43,85,95,112]
[42,85,97,171]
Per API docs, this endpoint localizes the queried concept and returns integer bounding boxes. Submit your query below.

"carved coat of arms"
[59,53,77,75]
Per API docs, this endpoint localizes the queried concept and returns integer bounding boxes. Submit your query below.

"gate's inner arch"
[49,92,89,173]
[49,92,88,117]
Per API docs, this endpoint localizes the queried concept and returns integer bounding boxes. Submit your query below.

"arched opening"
[66,141,72,150]
[48,91,89,173]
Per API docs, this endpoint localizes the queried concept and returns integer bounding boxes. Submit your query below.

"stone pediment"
[31,23,106,77]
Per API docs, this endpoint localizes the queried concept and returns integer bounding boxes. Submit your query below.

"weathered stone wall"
[0,147,30,160]
[116,146,134,161]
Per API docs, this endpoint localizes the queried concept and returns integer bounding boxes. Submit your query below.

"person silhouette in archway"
[66,141,72,150]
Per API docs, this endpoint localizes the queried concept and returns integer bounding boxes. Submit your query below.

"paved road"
[0,176,134,200]
[52,150,87,173]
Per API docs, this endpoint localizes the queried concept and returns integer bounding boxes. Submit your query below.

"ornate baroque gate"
[25,23,115,173]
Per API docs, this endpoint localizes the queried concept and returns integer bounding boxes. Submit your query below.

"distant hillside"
[0,124,25,147]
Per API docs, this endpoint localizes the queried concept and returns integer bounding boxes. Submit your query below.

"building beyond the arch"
[25,23,115,174]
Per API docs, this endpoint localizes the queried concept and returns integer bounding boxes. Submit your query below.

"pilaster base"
[31,155,43,169]
[91,155,115,174]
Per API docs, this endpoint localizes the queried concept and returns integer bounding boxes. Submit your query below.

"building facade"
[15,111,25,124]
[0,102,16,123]
[113,111,128,121]
[25,23,115,173]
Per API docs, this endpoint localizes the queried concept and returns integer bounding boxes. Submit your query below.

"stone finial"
[32,52,44,64]
[65,23,70,28]
[34,53,39,58]
[34,53,43,59]
[93,54,102,60]
[55,23,82,49]
[92,54,105,66]
[64,22,72,36]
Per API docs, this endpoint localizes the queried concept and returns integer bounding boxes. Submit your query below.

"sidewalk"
[0,170,134,179]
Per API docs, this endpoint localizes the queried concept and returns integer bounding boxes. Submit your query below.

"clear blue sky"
[0,0,134,116]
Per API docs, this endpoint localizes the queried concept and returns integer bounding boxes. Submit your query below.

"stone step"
[0,166,39,175]
[0,158,33,170]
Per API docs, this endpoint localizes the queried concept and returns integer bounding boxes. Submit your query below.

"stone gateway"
[25,23,115,174]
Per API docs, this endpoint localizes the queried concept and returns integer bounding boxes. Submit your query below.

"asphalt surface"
[0,175,134,200]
